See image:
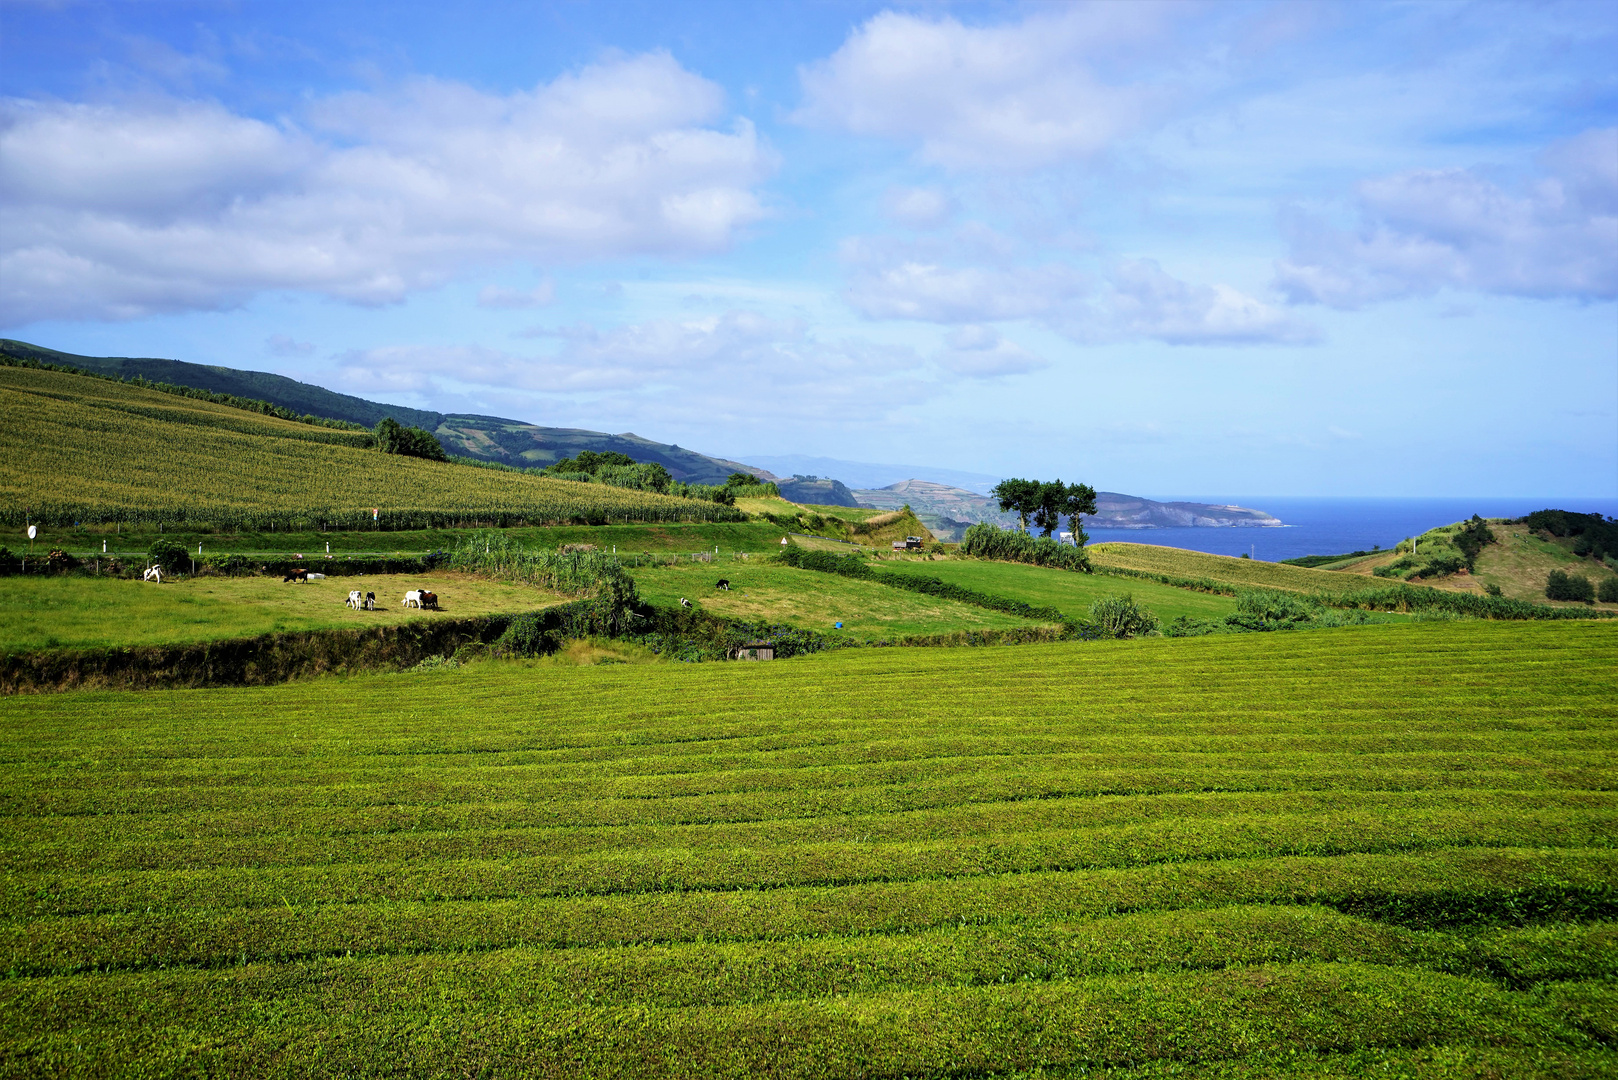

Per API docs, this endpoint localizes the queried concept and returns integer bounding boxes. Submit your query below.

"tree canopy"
[373,417,447,461]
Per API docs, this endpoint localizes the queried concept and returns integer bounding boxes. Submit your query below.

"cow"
[364,591,377,611]
[715,579,730,591]
[679,597,692,608]
[347,590,364,609]
[283,568,309,583]
[403,590,423,609]
[420,590,439,610]
[142,566,163,583]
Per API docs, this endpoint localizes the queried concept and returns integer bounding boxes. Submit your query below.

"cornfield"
[0,368,746,530]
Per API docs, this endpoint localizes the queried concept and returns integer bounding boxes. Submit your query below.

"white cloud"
[1275,127,1618,307]
[1092,258,1319,346]
[0,52,774,324]
[478,281,555,309]
[843,232,1315,346]
[796,7,1169,169]
[266,333,313,356]
[883,186,956,228]
[935,325,1049,377]
[333,311,939,432]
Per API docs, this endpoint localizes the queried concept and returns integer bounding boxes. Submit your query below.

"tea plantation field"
[2,620,1615,1077]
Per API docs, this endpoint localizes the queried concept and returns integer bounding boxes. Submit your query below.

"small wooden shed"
[736,641,774,661]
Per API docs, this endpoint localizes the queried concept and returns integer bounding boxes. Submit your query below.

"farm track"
[1,620,1615,1077]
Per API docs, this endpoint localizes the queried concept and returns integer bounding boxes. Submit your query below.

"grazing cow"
[283,568,309,583]
[679,597,692,608]
[715,579,730,591]
[403,590,423,609]
[142,566,163,583]
[347,590,363,609]
[364,591,376,611]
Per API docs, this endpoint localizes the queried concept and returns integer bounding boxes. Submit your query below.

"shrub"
[1546,570,1595,603]
[0,546,19,575]
[44,548,79,573]
[1599,577,1618,604]
[960,522,1090,572]
[1088,594,1159,638]
[1484,583,1503,597]
[147,538,190,575]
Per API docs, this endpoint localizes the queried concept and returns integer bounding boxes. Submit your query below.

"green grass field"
[2,572,562,653]
[1,620,1613,1077]
[1090,542,1418,595]
[629,560,1045,636]
[879,556,1241,621]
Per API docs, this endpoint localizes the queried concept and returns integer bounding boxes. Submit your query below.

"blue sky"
[2,0,1614,497]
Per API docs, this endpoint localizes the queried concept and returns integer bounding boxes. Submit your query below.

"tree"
[991,478,1041,532]
[726,472,756,487]
[1062,482,1097,546]
[1546,569,1594,603]
[374,417,447,461]
[1032,480,1067,538]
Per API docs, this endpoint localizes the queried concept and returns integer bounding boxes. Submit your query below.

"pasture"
[2,573,563,653]
[878,556,1241,622]
[1,620,1614,1077]
[629,561,1046,637]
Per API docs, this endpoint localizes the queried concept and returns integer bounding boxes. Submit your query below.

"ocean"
[1082,497,1618,562]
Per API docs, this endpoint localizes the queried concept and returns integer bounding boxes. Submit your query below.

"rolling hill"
[0,365,744,529]
[0,339,765,485]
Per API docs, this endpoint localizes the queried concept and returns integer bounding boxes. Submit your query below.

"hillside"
[0,366,743,529]
[0,339,764,485]
[774,475,860,507]
[1331,517,1618,610]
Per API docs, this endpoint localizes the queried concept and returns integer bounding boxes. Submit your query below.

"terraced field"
[630,560,1045,637]
[878,556,1240,622]
[2,620,1614,1077]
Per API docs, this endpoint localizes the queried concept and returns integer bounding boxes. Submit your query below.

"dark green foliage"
[1485,583,1503,597]
[1088,594,1159,638]
[0,546,20,575]
[1525,508,1618,564]
[991,477,1041,531]
[1546,570,1595,603]
[1452,515,1496,568]
[373,417,448,461]
[1599,577,1618,604]
[146,538,189,575]
[1282,548,1381,568]
[960,521,1091,571]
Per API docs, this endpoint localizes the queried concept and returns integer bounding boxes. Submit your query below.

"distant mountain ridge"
[0,339,765,485]
[852,480,1281,541]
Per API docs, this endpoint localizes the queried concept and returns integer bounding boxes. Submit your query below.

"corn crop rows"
[0,368,745,530]
[1,620,1614,1077]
